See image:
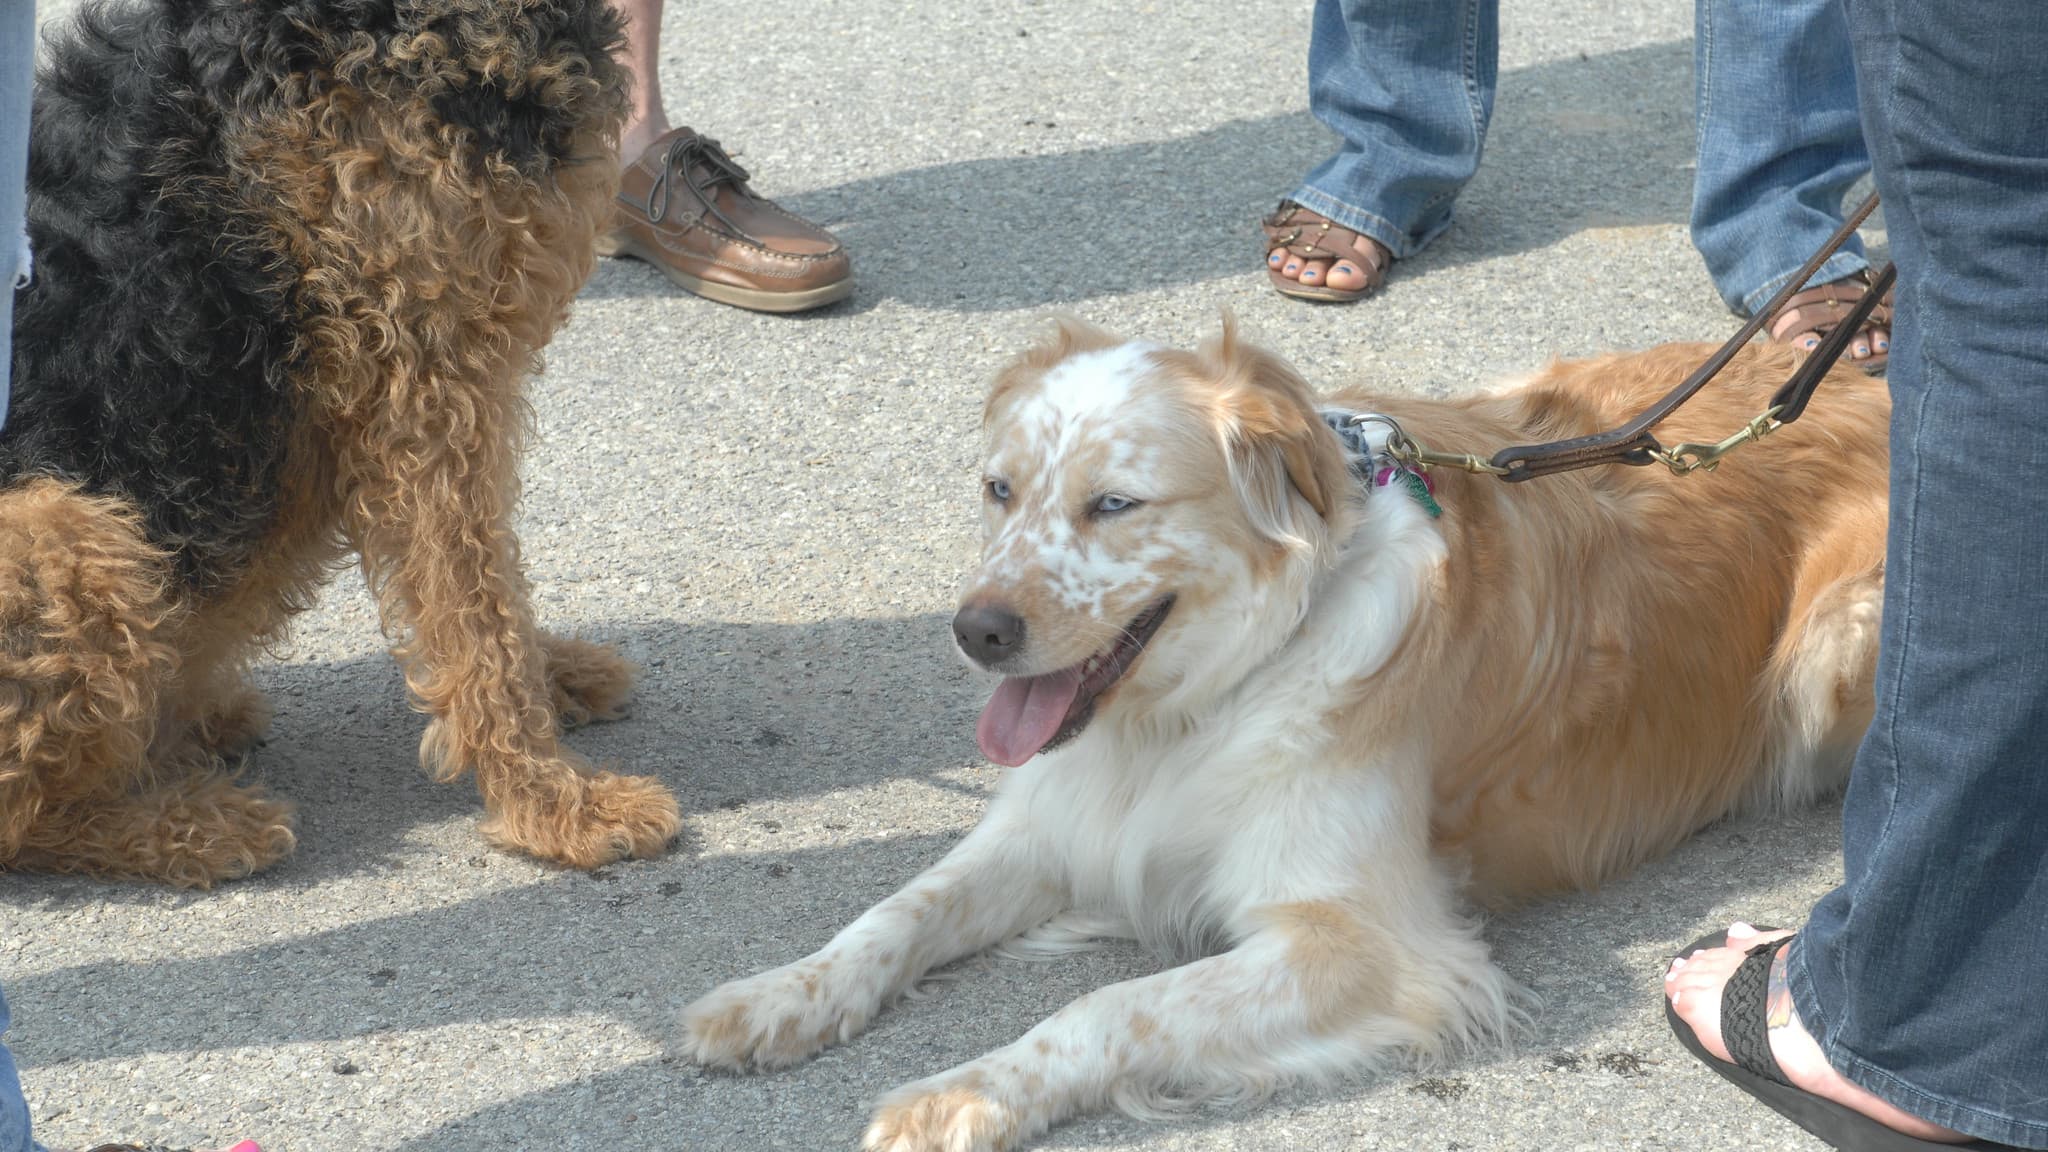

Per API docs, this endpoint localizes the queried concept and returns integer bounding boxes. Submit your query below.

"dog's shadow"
[3,610,980,909]
[580,38,1698,315]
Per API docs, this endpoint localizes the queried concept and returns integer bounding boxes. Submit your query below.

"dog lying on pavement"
[677,320,1888,1152]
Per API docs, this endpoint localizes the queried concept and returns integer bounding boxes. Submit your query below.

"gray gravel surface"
[9,0,1866,1149]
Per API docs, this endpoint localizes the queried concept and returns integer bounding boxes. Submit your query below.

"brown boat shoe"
[598,127,853,313]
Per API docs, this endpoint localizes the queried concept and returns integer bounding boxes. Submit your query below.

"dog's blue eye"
[986,478,1011,503]
[1095,493,1139,515]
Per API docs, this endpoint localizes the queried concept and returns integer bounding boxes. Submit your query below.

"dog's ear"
[1207,318,1351,546]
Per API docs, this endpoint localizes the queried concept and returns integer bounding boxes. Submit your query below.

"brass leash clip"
[1348,413,1512,476]
[1649,405,1786,476]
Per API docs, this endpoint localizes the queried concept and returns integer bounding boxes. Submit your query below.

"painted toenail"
[1285,264,1299,273]
[1731,921,1755,935]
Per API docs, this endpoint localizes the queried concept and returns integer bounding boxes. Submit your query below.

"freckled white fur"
[1012,343,1157,451]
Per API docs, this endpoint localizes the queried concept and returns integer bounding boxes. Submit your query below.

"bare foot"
[1767,275,1892,367]
[1665,922,1971,1144]
[1266,241,1380,294]
[1260,203,1390,300]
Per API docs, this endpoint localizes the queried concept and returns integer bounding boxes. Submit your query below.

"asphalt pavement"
[7,0,1857,1149]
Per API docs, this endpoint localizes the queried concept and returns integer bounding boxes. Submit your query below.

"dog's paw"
[185,684,274,757]
[125,774,297,889]
[678,961,873,1070]
[160,787,298,888]
[541,633,634,728]
[864,1077,1026,1152]
[482,767,680,868]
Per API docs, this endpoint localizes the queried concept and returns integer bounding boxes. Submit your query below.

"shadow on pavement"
[582,39,1696,315]
[0,610,978,908]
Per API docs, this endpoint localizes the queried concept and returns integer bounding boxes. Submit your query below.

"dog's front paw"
[864,1077,1027,1152]
[679,960,874,1070]
[540,633,634,727]
[481,766,680,868]
[185,683,274,757]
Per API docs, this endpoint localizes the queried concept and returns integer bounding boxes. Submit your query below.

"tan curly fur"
[1,2,681,885]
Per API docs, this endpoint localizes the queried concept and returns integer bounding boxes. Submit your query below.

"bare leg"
[613,0,671,159]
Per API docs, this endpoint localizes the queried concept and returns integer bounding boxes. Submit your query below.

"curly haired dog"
[0,0,682,886]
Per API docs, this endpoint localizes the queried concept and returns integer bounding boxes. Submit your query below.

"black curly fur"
[1,0,624,596]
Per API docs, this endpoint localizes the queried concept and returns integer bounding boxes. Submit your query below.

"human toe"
[1325,260,1371,291]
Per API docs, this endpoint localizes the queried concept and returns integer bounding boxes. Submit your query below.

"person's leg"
[612,0,670,161]
[1268,0,1497,292]
[598,0,852,312]
[1,985,49,1152]
[1669,0,2048,1145]
[1786,0,2048,1142]
[2,0,35,435]
[1689,0,1890,365]
[1690,0,1867,313]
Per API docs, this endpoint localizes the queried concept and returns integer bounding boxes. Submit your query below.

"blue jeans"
[1292,0,1495,261]
[1690,0,1871,315]
[2,0,32,434]
[1784,0,2048,1147]
[1292,0,1872,313]
[1,985,47,1152]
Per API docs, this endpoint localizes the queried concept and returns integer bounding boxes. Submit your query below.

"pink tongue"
[976,667,1085,766]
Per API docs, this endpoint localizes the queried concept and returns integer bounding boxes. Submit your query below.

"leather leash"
[1378,192,1893,483]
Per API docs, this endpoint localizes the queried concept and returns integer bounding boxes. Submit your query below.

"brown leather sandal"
[1260,202,1391,303]
[1765,269,1894,375]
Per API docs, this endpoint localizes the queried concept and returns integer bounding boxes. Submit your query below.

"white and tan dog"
[679,321,1891,1152]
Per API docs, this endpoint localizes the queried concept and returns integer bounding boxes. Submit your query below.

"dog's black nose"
[953,603,1026,667]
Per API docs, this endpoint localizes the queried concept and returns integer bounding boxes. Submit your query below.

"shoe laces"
[644,133,756,241]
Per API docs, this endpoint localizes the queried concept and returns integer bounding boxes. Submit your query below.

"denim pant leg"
[1,0,35,434]
[1690,0,1870,315]
[1785,0,2048,1146]
[1,985,48,1152]
[1289,0,1496,259]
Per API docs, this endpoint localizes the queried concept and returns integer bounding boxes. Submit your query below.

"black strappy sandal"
[1665,930,2018,1151]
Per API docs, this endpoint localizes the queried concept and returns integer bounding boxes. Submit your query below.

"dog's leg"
[680,808,1063,1071]
[183,680,275,758]
[1756,504,1887,811]
[860,891,1504,1152]
[0,479,296,885]
[540,631,635,729]
[860,763,1517,1152]
[347,432,679,870]
[13,766,297,888]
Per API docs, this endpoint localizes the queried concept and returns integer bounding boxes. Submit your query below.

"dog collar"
[1319,409,1443,519]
